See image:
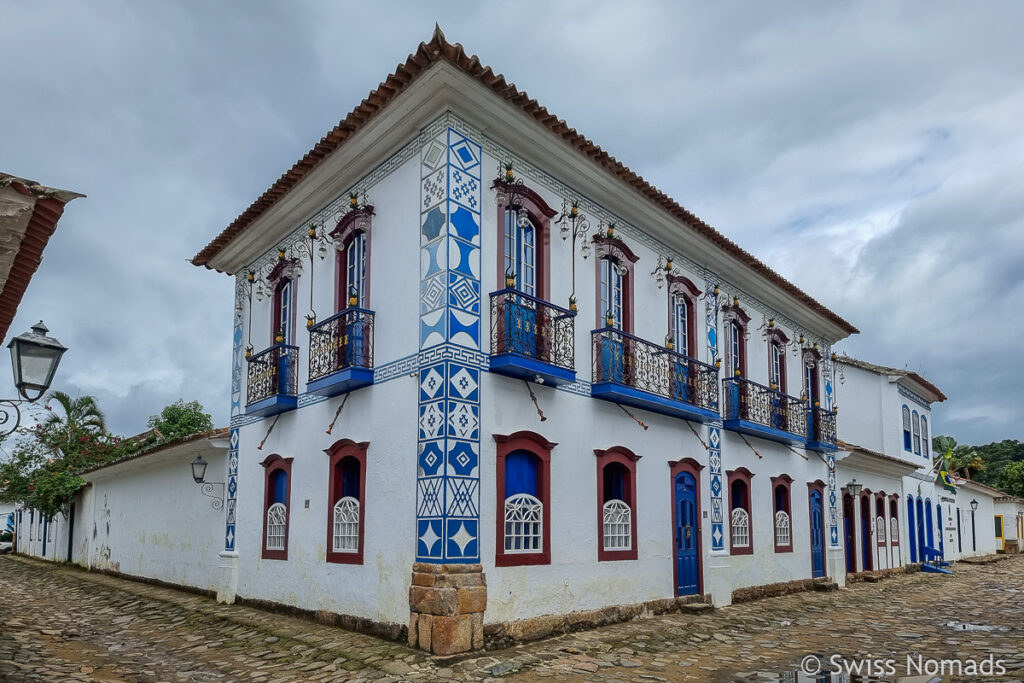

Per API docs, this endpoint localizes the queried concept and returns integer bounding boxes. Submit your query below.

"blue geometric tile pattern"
[416,128,483,563]
[226,284,244,552]
[708,424,724,552]
[827,452,839,547]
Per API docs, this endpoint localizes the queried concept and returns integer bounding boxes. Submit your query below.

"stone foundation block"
[431,614,474,656]
[409,563,486,655]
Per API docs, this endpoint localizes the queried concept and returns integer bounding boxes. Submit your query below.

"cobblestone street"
[1,554,1023,682]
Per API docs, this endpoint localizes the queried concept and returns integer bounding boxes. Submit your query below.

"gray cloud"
[1,1,1020,444]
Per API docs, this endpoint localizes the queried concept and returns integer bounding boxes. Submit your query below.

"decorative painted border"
[898,384,931,410]
[416,127,483,564]
[827,452,838,547]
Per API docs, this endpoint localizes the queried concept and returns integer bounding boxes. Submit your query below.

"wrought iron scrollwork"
[199,482,225,511]
[809,406,837,446]
[591,329,719,412]
[246,344,299,406]
[308,308,375,382]
[0,399,24,438]
[490,290,575,372]
[723,376,808,437]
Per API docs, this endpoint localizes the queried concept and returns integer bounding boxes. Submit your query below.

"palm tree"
[933,435,986,480]
[41,391,107,453]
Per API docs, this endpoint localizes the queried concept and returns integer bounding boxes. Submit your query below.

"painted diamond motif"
[450,522,475,555]
[447,402,478,439]
[418,479,443,517]
[446,478,479,516]
[422,139,445,173]
[709,428,721,448]
[420,367,444,400]
[419,523,441,555]
[449,367,478,399]
[712,526,722,545]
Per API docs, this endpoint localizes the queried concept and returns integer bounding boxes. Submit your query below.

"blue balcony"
[806,406,838,452]
[488,289,576,386]
[246,344,299,417]
[722,376,807,445]
[306,308,374,397]
[590,328,719,423]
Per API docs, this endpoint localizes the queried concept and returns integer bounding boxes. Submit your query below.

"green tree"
[932,435,986,480]
[998,461,1024,498]
[146,399,213,443]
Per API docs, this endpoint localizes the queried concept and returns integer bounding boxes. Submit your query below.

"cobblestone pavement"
[1,555,1023,682]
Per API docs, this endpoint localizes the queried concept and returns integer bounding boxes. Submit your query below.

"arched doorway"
[907,496,917,562]
[859,493,873,571]
[843,492,856,572]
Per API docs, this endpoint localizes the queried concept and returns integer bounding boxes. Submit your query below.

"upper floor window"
[494,431,555,566]
[902,405,912,451]
[330,206,374,312]
[274,279,294,346]
[802,347,821,406]
[326,439,368,564]
[722,303,749,378]
[667,276,699,358]
[912,410,921,455]
[595,447,640,561]
[495,184,555,300]
[260,454,293,560]
[920,416,929,459]
[593,235,638,332]
[770,341,785,391]
[728,468,754,555]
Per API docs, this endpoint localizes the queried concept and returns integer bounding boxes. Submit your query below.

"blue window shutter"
[341,459,361,500]
[271,470,288,505]
[505,451,539,497]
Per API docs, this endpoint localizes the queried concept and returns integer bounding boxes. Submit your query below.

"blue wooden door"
[937,504,944,557]
[907,498,917,562]
[925,500,934,550]
[674,472,700,596]
[810,490,825,578]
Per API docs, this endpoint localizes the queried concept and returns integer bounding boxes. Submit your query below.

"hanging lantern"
[518,209,530,229]
[255,283,265,302]
[655,269,665,289]
[318,243,328,260]
[581,241,591,259]
[560,222,570,240]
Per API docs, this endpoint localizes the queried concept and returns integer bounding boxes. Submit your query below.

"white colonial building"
[10,29,1015,655]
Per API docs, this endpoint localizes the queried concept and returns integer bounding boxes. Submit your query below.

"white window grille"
[774,510,791,547]
[890,516,899,542]
[332,497,360,552]
[504,493,543,552]
[731,507,750,547]
[602,499,632,550]
[876,515,886,542]
[266,502,287,551]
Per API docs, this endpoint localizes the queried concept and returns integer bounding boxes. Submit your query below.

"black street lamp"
[970,499,978,552]
[1,321,67,437]
[189,455,224,510]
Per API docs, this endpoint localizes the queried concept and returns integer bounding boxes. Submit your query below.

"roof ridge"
[191,29,858,337]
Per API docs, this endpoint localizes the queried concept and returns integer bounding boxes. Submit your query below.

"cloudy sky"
[2,1,1022,445]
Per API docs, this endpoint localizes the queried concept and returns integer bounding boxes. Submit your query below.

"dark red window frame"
[889,494,901,566]
[767,329,789,393]
[593,235,639,333]
[771,474,793,553]
[595,447,640,561]
[667,275,700,357]
[494,431,556,567]
[330,207,374,312]
[260,454,294,561]
[494,185,556,300]
[722,304,750,378]
[325,438,369,565]
[727,467,755,555]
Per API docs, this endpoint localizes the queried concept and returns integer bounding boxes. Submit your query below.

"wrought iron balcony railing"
[308,308,374,382]
[246,344,299,407]
[591,328,718,413]
[722,376,807,439]
[807,405,837,450]
[489,289,575,380]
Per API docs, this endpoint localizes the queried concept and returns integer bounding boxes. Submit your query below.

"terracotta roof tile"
[191,26,857,336]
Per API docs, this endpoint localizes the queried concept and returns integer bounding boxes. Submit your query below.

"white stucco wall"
[234,375,417,627]
[80,444,228,591]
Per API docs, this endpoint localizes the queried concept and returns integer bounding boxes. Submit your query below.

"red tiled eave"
[191,26,858,336]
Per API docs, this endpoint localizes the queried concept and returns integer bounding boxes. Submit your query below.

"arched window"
[920,416,929,459]
[722,304,750,379]
[729,321,743,377]
[912,411,921,455]
[495,184,554,299]
[261,455,293,560]
[593,236,638,333]
[803,348,822,407]
[595,447,640,561]
[326,439,368,564]
[902,405,912,451]
[771,475,793,552]
[494,431,555,566]
[876,515,886,544]
[728,468,754,554]
[667,275,700,359]
[273,278,294,346]
[770,340,786,392]
[330,206,374,311]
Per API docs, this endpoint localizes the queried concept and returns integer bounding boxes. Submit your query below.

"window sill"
[495,551,550,567]
[730,546,754,556]
[598,548,638,562]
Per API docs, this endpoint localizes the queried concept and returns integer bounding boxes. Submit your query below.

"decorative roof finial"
[432,22,446,45]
